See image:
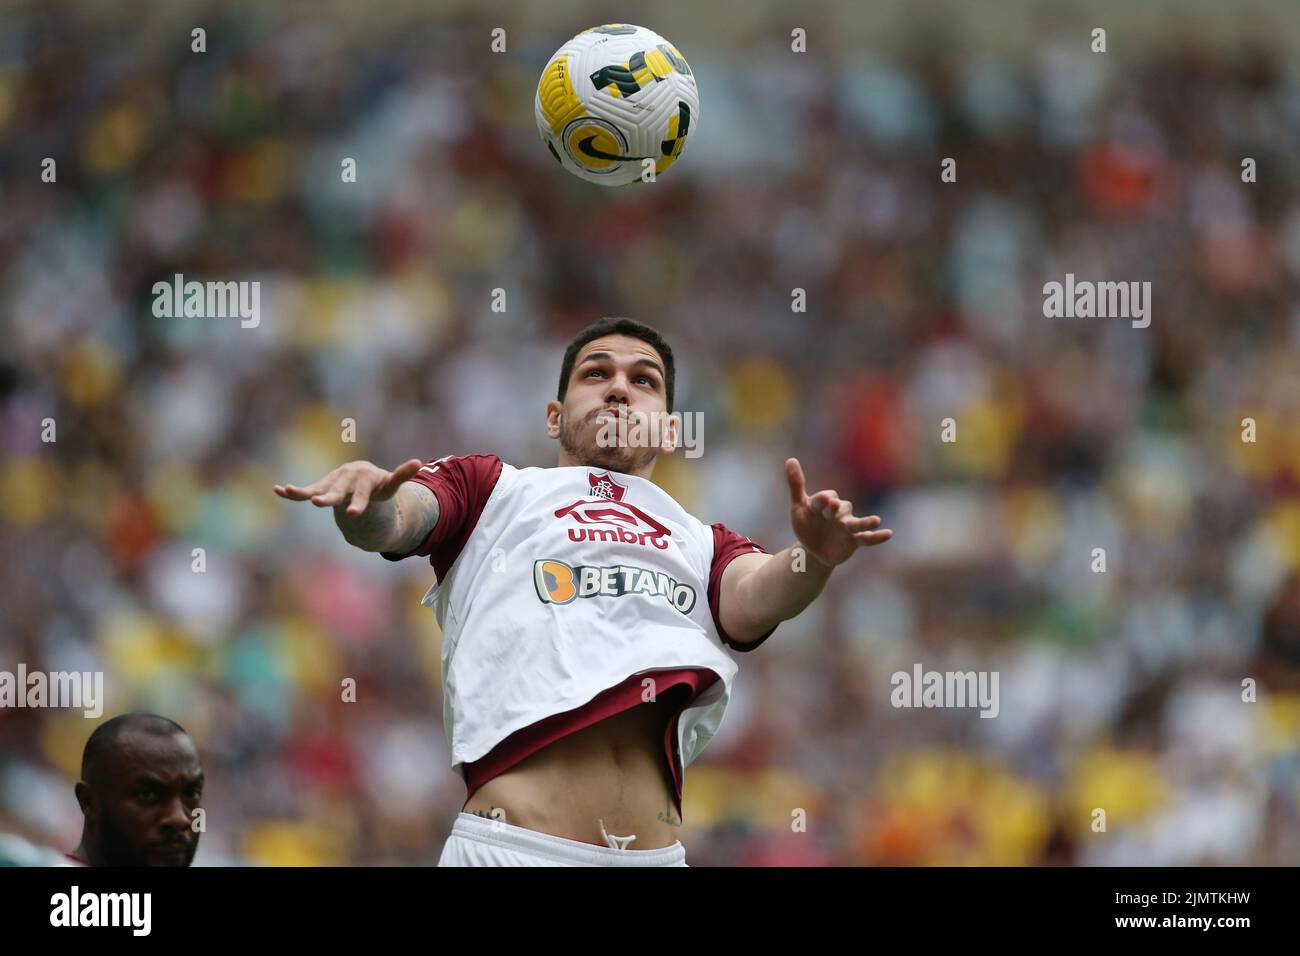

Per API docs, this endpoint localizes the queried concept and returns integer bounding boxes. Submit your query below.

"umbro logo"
[555,496,672,551]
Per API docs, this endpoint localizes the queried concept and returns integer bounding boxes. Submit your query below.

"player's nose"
[157,796,192,832]
[602,380,630,406]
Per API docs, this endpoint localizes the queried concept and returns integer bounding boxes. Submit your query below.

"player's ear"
[545,400,563,439]
[74,781,94,816]
[658,411,680,454]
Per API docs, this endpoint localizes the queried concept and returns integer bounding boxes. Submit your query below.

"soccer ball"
[535,24,699,187]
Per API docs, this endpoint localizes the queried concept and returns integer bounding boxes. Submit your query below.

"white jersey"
[382,454,776,790]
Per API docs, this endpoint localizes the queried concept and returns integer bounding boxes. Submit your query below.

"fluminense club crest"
[587,471,627,502]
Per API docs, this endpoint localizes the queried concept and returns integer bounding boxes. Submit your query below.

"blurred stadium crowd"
[2,1,1299,865]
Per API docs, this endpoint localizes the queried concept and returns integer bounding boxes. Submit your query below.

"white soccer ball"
[535,24,700,187]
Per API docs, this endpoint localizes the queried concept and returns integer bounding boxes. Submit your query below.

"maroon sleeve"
[707,522,778,652]
[380,454,503,580]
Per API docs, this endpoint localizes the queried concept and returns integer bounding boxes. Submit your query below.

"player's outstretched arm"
[274,459,440,554]
[718,457,892,645]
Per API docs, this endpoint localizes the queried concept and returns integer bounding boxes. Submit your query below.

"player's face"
[551,335,675,475]
[89,732,203,866]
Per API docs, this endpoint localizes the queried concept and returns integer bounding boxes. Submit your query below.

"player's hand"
[785,457,892,569]
[274,458,424,517]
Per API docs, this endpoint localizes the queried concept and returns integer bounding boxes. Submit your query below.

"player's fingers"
[391,458,424,482]
[844,515,882,532]
[785,458,807,506]
[374,458,423,498]
[310,480,351,508]
[809,490,839,518]
[276,481,328,501]
[346,487,372,516]
[854,529,893,545]
[836,500,853,518]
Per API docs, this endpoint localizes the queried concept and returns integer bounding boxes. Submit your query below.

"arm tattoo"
[388,482,439,554]
[335,492,400,551]
[336,481,438,553]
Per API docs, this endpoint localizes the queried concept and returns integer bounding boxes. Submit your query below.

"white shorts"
[436,812,689,867]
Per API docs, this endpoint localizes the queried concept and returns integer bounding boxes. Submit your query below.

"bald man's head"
[74,713,203,867]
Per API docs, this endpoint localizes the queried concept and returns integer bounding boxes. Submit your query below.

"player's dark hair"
[557,317,676,412]
[81,713,189,783]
